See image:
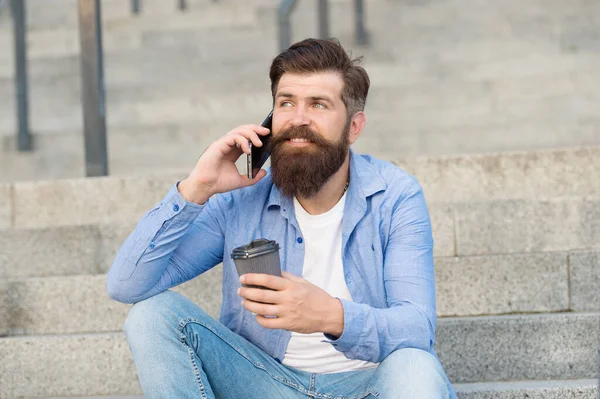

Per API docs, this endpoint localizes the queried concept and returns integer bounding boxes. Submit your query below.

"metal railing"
[9,0,369,177]
[10,0,31,151]
[278,0,369,51]
[78,0,108,177]
[131,0,194,15]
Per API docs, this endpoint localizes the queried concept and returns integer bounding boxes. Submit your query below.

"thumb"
[242,168,267,187]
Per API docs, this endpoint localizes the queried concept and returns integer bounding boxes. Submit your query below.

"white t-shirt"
[281,193,379,374]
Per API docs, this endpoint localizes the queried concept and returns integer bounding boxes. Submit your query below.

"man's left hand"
[237,271,344,337]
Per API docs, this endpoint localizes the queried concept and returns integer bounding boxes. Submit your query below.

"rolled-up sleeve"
[106,182,228,304]
[325,181,436,363]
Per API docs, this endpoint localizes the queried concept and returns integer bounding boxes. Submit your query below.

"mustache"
[271,126,331,147]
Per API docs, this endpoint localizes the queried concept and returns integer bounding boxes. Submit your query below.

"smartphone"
[247,110,273,179]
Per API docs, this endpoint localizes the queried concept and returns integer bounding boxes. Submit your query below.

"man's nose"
[289,106,310,127]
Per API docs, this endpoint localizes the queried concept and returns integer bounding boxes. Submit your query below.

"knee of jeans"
[123,290,184,337]
[376,348,449,398]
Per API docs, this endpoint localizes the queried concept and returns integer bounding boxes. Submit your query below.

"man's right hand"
[177,124,270,205]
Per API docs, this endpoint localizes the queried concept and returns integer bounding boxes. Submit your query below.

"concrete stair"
[1,146,600,397]
[1,0,599,397]
[2,249,597,336]
[1,0,600,182]
[1,314,598,397]
[11,379,600,398]
[10,378,600,398]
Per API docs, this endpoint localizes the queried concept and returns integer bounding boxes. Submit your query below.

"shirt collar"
[267,148,386,209]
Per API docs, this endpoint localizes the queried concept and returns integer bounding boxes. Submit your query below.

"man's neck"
[296,155,350,215]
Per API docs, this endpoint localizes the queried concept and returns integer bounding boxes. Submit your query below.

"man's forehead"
[276,72,344,99]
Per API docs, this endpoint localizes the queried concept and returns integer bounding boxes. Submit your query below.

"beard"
[270,119,351,199]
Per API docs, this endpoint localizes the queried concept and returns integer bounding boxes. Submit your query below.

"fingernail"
[240,275,245,283]
[237,288,241,295]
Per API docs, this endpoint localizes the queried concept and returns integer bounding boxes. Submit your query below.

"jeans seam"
[306,373,316,398]
[180,333,209,399]
[178,316,310,396]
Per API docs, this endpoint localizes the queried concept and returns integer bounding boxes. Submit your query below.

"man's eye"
[280,101,293,107]
[314,103,326,109]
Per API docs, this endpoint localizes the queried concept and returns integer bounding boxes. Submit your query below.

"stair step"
[435,312,600,383]
[12,379,600,398]
[5,250,594,335]
[454,379,599,399]
[13,380,600,399]
[1,270,223,336]
[1,135,599,200]
[1,312,597,397]
[3,174,599,257]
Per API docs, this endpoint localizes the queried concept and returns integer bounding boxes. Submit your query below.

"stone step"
[4,249,596,336]
[2,116,600,183]
[0,0,261,37]
[1,270,223,337]
[1,219,593,293]
[11,379,600,399]
[2,63,598,135]
[1,0,596,83]
[2,94,599,165]
[1,312,598,397]
[454,379,599,399]
[2,171,598,255]
[2,0,592,60]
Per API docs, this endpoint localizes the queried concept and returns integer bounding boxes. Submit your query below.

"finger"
[242,299,279,317]
[241,168,267,185]
[281,271,304,282]
[241,273,288,291]
[239,128,264,147]
[238,286,280,304]
[252,169,267,183]
[237,124,271,136]
[232,135,252,154]
[221,135,248,155]
[231,127,266,148]
[255,315,283,329]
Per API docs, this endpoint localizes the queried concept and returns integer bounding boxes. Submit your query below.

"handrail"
[354,0,368,45]
[131,0,191,15]
[318,0,329,40]
[278,0,368,52]
[8,0,367,177]
[10,0,32,151]
[78,0,108,177]
[277,0,297,52]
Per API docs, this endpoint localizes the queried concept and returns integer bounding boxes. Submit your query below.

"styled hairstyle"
[269,38,370,117]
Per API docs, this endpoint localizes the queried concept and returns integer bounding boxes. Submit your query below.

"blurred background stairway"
[1,0,599,398]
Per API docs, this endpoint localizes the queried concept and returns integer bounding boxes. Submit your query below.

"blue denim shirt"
[107,149,439,366]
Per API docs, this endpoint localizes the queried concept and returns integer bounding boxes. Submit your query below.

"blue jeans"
[124,290,456,399]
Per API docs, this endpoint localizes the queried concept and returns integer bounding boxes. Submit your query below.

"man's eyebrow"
[275,92,294,99]
[274,92,334,104]
[308,95,334,104]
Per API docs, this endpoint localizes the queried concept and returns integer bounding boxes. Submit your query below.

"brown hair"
[269,38,370,117]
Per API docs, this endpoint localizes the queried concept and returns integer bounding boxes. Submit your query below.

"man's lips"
[286,138,313,147]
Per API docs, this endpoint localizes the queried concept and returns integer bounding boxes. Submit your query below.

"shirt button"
[149,242,156,249]
[297,237,303,244]
[173,204,180,212]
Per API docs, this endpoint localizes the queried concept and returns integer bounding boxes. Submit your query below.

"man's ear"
[348,112,366,145]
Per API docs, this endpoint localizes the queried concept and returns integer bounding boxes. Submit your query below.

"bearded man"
[107,38,456,399]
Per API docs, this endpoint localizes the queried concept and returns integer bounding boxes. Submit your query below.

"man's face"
[270,72,351,199]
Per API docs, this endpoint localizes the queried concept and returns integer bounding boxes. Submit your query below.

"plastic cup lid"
[231,238,280,259]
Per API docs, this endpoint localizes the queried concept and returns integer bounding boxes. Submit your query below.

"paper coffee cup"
[231,239,281,290]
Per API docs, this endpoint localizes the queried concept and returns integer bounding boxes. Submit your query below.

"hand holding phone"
[178,119,270,204]
[247,110,273,179]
